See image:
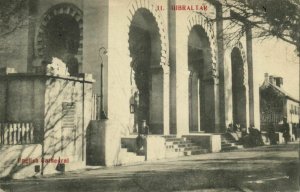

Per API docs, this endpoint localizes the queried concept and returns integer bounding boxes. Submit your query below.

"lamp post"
[99,47,108,119]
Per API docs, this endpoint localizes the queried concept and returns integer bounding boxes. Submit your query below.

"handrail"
[0,123,34,145]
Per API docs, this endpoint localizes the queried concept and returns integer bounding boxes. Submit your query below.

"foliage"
[206,0,299,54]
[0,0,28,36]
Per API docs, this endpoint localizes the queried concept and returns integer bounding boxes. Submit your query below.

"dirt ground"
[0,143,299,192]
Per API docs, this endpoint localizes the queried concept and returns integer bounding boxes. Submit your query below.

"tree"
[205,0,299,54]
[0,0,28,37]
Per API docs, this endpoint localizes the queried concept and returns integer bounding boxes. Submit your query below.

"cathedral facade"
[0,0,262,175]
[0,0,260,137]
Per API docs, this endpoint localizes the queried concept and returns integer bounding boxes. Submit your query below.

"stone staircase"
[164,136,209,158]
[120,140,145,165]
[221,133,243,151]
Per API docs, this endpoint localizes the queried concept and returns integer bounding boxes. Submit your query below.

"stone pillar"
[162,65,170,135]
[203,73,220,133]
[246,26,255,127]
[244,85,250,131]
[242,48,250,130]
[189,71,200,132]
[216,3,226,132]
[176,69,190,136]
[168,0,177,134]
[149,65,169,135]
[149,67,164,134]
[213,75,220,133]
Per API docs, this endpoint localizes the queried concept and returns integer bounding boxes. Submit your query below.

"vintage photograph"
[0,0,299,191]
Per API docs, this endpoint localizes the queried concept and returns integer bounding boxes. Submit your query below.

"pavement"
[0,143,299,192]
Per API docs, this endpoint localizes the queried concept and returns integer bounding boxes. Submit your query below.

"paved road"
[0,143,299,192]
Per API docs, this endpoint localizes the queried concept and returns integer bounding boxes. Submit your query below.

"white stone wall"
[286,99,299,124]
[174,0,217,135]
[222,9,260,129]
[223,36,249,128]
[107,0,169,135]
[43,76,93,166]
[0,0,267,137]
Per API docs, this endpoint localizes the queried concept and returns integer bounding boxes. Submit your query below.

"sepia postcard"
[0,0,299,191]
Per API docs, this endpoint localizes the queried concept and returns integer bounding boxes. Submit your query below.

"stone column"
[162,65,170,135]
[242,56,250,131]
[176,69,190,136]
[244,85,250,131]
[216,3,226,132]
[203,73,220,133]
[213,74,220,133]
[189,71,201,132]
[149,65,169,135]
[246,26,255,127]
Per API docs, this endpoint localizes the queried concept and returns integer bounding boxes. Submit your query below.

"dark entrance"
[129,8,163,134]
[188,25,214,132]
[44,14,80,76]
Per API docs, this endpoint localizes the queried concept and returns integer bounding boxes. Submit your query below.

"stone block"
[0,144,42,179]
[145,136,166,161]
[183,133,221,153]
[121,136,138,152]
[86,119,122,166]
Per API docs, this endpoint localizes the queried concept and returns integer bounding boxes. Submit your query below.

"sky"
[253,37,299,100]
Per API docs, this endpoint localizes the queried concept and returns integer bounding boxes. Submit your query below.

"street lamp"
[99,47,108,119]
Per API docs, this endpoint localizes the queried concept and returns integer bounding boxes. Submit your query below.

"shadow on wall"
[0,76,91,179]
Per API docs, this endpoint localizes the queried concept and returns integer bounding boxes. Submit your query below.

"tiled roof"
[260,81,300,103]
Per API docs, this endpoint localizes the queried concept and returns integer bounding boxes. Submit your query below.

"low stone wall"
[0,144,86,179]
[121,136,138,152]
[86,120,123,166]
[0,144,41,179]
[183,134,221,153]
[145,136,166,161]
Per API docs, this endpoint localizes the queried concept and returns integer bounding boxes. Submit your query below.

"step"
[181,149,209,156]
[221,146,239,151]
[165,137,190,142]
[120,152,145,165]
[221,143,235,147]
[191,148,209,155]
[120,148,128,153]
[164,136,210,158]
[165,151,185,158]
[221,144,243,151]
[165,138,182,142]
[177,143,193,147]
[171,143,193,149]
[222,138,237,142]
[184,151,192,156]
[162,135,177,139]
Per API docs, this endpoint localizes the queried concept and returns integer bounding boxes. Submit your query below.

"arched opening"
[188,25,213,133]
[231,47,247,128]
[129,8,163,134]
[43,14,80,76]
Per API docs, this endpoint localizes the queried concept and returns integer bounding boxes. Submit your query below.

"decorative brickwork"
[187,13,217,79]
[36,3,83,67]
[126,0,168,67]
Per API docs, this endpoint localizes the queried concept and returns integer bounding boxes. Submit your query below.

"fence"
[0,123,34,144]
